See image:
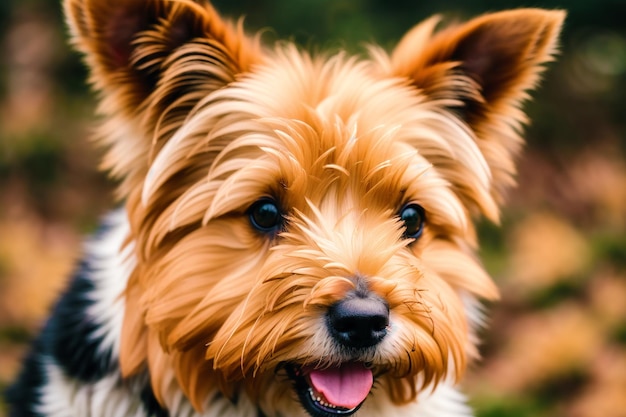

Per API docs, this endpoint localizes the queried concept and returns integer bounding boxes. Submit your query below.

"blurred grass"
[1,1,625,417]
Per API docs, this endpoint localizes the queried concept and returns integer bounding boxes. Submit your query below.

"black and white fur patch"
[5,210,166,417]
[5,210,262,417]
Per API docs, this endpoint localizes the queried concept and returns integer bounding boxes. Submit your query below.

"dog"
[6,1,564,416]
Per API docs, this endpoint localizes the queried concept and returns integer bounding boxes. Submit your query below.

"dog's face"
[64,1,563,416]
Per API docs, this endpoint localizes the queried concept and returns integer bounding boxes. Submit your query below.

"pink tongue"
[309,363,373,409]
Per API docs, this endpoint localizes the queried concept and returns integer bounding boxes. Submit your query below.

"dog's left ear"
[391,9,565,219]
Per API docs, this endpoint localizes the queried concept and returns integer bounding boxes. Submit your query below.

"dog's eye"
[249,199,282,233]
[399,203,426,239]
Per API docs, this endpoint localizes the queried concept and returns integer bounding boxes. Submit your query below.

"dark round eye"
[399,203,426,239]
[249,198,282,233]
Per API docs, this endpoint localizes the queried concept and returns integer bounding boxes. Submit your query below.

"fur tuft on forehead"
[137,49,490,244]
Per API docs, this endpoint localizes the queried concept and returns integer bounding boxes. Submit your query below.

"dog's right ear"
[64,0,259,110]
[64,0,261,193]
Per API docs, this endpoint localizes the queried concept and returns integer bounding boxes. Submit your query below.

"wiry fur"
[7,1,564,416]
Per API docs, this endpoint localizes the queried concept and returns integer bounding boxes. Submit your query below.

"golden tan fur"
[63,0,564,415]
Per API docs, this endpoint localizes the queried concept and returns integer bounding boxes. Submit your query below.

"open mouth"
[287,362,373,417]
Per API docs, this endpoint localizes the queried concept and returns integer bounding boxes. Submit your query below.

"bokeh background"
[1,0,625,416]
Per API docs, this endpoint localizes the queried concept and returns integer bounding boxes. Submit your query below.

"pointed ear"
[391,9,565,216]
[63,0,261,194]
[64,0,259,110]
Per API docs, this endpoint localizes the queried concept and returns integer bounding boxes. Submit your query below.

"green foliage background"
[1,1,625,416]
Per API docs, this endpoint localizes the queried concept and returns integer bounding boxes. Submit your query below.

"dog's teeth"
[309,388,337,409]
[308,387,338,409]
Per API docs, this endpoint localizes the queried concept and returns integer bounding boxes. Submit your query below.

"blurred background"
[0,0,625,416]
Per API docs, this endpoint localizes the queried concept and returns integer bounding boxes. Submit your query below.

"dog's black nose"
[327,293,389,349]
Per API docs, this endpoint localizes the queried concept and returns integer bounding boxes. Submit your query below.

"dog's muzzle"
[287,290,389,417]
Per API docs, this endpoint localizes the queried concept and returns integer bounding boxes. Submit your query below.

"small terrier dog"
[7,1,564,416]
